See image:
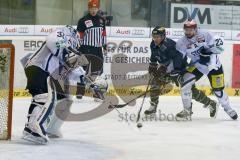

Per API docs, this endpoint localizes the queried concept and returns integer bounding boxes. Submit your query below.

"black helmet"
[152,26,166,36]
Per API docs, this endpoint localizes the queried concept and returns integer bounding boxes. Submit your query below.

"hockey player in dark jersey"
[144,26,218,118]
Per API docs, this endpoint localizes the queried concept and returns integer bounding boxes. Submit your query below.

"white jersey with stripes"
[26,26,80,75]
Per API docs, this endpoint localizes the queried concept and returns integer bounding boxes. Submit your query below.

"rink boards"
[0,34,239,97]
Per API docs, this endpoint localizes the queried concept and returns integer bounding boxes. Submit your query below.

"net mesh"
[0,48,11,140]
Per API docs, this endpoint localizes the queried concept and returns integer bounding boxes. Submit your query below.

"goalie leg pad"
[23,77,56,144]
[46,98,73,138]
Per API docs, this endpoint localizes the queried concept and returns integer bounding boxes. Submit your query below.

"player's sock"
[192,86,219,118]
[205,100,219,118]
[178,79,194,120]
[214,90,238,120]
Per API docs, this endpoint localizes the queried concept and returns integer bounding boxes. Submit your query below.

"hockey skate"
[22,106,49,145]
[144,102,157,115]
[176,107,193,121]
[22,127,49,145]
[203,100,219,118]
[224,108,238,120]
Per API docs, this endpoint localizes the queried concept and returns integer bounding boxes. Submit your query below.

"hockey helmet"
[88,0,100,8]
[152,26,166,37]
[183,20,197,29]
[183,20,197,38]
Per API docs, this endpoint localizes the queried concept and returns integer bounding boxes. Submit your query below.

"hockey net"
[0,44,14,140]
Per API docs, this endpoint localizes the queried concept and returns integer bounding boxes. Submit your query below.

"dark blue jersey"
[150,37,186,71]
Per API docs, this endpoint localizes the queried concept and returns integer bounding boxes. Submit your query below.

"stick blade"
[108,104,126,109]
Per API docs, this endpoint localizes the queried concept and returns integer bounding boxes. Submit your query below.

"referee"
[76,0,107,99]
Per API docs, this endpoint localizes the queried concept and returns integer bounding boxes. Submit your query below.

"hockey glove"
[199,48,212,65]
[63,47,89,68]
[148,63,167,78]
[148,63,158,75]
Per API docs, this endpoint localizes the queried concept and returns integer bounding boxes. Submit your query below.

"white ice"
[0,96,240,160]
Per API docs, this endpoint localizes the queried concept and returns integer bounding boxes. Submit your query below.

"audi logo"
[18,27,29,33]
[132,29,145,35]
[172,31,184,37]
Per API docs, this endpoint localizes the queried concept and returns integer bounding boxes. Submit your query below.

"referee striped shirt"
[77,14,106,48]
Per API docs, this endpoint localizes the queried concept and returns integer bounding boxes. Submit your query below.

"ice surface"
[0,96,240,160]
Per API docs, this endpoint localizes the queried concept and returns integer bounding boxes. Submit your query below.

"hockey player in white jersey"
[175,20,238,120]
[21,25,107,144]
[22,25,84,144]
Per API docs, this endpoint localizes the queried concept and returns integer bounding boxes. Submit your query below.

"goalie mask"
[63,25,80,50]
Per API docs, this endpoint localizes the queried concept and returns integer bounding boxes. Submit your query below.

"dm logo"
[173,7,212,24]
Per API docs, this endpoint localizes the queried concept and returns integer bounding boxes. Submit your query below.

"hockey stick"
[108,89,151,109]
[108,60,199,109]
[136,75,153,123]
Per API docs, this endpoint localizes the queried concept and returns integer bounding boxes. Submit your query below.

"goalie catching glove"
[63,46,89,69]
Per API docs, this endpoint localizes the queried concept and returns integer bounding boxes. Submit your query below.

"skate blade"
[175,116,192,121]
[22,131,49,145]
[47,132,63,139]
[144,112,157,116]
